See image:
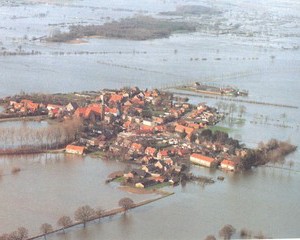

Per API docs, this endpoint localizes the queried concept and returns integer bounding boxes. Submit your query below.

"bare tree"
[0,234,9,240]
[6,227,28,240]
[40,223,53,240]
[74,205,95,228]
[238,105,246,118]
[11,167,21,175]
[95,207,105,222]
[16,227,29,240]
[57,216,73,233]
[205,235,216,240]
[118,197,134,213]
[219,224,236,240]
[288,160,294,169]
[253,231,268,239]
[240,228,252,238]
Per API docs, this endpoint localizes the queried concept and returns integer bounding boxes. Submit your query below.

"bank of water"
[0,154,158,235]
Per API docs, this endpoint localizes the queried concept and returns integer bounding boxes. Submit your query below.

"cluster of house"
[7,99,79,118]
[190,153,236,171]
[6,87,240,189]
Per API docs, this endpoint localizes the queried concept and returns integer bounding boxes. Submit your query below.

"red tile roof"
[221,159,236,166]
[190,153,215,163]
[131,143,143,151]
[109,94,123,103]
[145,147,157,156]
[66,145,85,154]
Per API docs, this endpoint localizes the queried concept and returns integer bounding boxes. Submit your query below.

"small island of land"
[46,16,197,42]
[0,86,296,191]
[0,86,297,239]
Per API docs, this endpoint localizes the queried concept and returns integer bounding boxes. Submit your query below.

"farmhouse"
[190,153,215,167]
[220,159,236,171]
[65,145,85,155]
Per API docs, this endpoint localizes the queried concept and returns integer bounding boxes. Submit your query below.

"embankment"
[27,193,173,240]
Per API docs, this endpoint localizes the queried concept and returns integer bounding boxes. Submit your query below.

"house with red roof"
[145,147,157,157]
[109,94,124,104]
[65,145,85,155]
[130,143,144,154]
[47,104,63,111]
[157,149,169,160]
[220,159,236,171]
[74,107,87,118]
[175,124,186,133]
[190,153,215,167]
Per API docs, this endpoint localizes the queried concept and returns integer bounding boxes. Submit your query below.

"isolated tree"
[219,224,236,240]
[118,197,134,213]
[16,227,29,240]
[215,101,223,111]
[228,103,237,119]
[95,207,105,222]
[288,160,294,169]
[57,216,73,233]
[240,228,252,238]
[74,205,95,228]
[238,105,246,118]
[205,235,216,240]
[40,223,53,240]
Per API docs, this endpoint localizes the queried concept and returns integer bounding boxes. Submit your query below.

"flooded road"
[0,0,299,239]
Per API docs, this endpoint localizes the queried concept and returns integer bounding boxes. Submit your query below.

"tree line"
[0,197,134,240]
[0,118,82,153]
[205,224,270,239]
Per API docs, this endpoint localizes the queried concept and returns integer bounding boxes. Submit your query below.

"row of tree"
[0,198,134,240]
[0,118,82,151]
[205,224,269,240]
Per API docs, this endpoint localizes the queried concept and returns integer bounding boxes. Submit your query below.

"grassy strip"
[113,177,125,183]
[90,151,106,158]
[209,125,234,133]
[146,182,171,190]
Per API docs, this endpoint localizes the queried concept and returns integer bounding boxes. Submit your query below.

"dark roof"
[131,169,148,178]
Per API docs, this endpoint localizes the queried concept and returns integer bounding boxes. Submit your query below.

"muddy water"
[0,154,158,235]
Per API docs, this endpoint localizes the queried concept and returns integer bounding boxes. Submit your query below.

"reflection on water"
[0,154,158,235]
[0,120,49,148]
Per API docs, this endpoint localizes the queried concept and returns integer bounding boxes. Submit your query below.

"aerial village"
[1,86,293,189]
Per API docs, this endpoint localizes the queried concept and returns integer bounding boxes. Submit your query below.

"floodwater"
[0,0,299,239]
[0,120,49,147]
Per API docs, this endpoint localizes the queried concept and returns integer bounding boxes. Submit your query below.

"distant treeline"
[160,5,221,16]
[47,16,197,42]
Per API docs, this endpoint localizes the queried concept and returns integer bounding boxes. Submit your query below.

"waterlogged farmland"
[0,0,300,239]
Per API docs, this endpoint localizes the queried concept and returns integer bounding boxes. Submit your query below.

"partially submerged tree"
[0,234,9,240]
[205,235,216,240]
[11,166,21,174]
[57,216,73,233]
[40,223,53,240]
[5,227,28,240]
[240,228,252,238]
[118,197,134,213]
[74,205,95,228]
[95,207,105,222]
[219,224,236,240]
